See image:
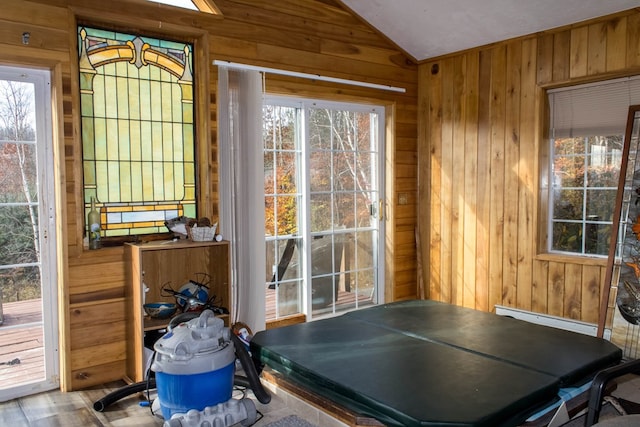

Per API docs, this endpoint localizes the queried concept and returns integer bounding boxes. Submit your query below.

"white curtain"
[218,67,266,332]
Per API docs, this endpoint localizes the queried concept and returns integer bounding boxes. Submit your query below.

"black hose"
[94,375,261,413]
[234,374,251,388]
[93,378,156,412]
[231,333,271,404]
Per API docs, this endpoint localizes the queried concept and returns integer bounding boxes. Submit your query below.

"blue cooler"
[151,310,235,420]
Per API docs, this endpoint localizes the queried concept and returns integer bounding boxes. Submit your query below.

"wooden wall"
[2,0,418,390]
[418,9,640,325]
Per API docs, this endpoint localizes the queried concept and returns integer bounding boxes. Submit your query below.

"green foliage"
[0,205,41,302]
[0,79,41,302]
[552,135,622,255]
[264,104,376,236]
[264,105,299,236]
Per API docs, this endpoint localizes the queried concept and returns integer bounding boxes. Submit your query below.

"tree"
[263,105,299,237]
[552,135,623,255]
[263,105,376,235]
[0,80,40,301]
[308,108,375,230]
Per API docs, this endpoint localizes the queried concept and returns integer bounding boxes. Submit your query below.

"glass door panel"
[264,99,383,322]
[0,67,58,401]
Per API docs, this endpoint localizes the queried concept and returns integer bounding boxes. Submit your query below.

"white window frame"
[264,95,386,321]
[548,76,640,256]
[0,65,59,401]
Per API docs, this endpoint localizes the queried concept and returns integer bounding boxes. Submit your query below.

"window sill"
[535,252,608,267]
[85,233,175,249]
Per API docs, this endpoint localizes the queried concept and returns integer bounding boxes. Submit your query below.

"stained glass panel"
[78,26,195,239]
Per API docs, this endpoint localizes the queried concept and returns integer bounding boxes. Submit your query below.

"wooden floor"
[0,299,44,390]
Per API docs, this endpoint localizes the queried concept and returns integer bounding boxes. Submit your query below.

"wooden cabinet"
[124,240,231,382]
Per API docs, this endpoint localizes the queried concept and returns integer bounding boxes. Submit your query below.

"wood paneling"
[418,8,640,323]
[3,0,418,390]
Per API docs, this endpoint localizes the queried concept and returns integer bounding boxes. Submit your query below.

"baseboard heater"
[495,305,607,338]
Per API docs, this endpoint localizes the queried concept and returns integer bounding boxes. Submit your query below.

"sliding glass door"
[264,98,384,321]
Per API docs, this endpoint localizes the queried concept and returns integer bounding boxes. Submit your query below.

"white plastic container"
[151,310,235,419]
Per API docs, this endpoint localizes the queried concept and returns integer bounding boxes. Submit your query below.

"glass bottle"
[88,197,101,249]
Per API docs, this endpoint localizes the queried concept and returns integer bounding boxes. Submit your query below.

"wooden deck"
[0,299,44,390]
[265,287,374,321]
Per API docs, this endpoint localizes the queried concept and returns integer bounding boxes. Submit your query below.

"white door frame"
[0,65,59,401]
[263,96,386,321]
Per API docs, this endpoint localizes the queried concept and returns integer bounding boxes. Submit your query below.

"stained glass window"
[78,26,195,238]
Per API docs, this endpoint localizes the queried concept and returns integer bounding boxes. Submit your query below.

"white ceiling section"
[340,0,640,62]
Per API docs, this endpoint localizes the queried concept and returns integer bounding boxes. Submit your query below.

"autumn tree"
[552,135,623,254]
[264,105,376,236]
[308,108,375,230]
[263,105,299,237]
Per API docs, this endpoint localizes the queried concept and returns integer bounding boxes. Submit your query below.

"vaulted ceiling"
[148,0,640,63]
[339,0,640,62]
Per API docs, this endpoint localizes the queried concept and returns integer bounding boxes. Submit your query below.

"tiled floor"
[2,373,640,426]
[253,380,348,427]
[0,374,348,427]
[611,373,640,403]
[591,373,640,421]
[561,373,640,426]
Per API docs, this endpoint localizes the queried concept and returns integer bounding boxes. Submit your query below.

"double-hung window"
[548,77,640,256]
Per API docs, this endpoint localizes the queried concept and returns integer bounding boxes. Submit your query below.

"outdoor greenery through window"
[78,26,196,240]
[0,78,40,302]
[548,77,640,256]
[551,136,622,255]
[264,98,382,320]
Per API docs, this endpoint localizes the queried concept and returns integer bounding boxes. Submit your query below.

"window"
[548,77,640,256]
[264,97,384,321]
[78,26,196,240]
[146,0,220,14]
[550,136,622,255]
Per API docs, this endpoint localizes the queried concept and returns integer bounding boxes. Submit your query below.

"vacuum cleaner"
[93,310,270,427]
